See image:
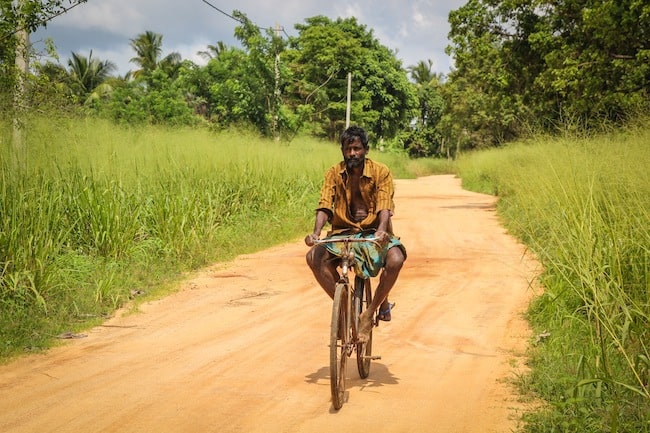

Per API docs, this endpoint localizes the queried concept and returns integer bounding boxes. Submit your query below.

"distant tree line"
[1,0,649,156]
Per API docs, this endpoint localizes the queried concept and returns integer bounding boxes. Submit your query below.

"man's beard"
[345,157,364,169]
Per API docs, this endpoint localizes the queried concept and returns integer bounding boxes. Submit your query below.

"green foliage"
[445,0,650,146]
[94,68,196,125]
[397,126,446,158]
[284,15,417,141]
[203,47,266,127]
[66,50,116,102]
[5,1,648,157]
[400,64,447,158]
[0,116,435,360]
[444,0,524,149]
[0,1,86,35]
[128,30,163,79]
[457,124,650,432]
[0,1,84,111]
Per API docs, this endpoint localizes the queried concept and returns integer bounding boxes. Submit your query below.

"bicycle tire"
[355,276,373,378]
[330,282,349,410]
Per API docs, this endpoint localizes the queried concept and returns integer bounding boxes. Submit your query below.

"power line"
[201,0,246,25]
[201,0,290,38]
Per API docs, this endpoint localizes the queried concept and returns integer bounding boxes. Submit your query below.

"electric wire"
[201,0,290,38]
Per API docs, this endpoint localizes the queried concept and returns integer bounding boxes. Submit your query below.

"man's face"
[342,138,368,169]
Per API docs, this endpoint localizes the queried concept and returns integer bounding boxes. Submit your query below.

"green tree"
[445,0,650,146]
[232,11,288,137]
[128,30,181,81]
[409,62,444,128]
[158,51,182,80]
[529,0,650,125]
[1,1,89,99]
[67,50,116,102]
[283,15,360,139]
[99,68,195,126]
[203,47,257,126]
[407,59,438,86]
[197,41,227,61]
[87,31,192,125]
[284,15,416,141]
[129,30,162,78]
[401,60,446,157]
[445,0,524,149]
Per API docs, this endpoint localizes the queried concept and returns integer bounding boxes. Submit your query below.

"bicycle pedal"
[361,355,381,360]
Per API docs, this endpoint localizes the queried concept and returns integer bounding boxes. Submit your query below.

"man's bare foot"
[357,310,374,343]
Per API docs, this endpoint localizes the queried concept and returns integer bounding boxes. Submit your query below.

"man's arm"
[305,209,331,246]
[374,209,392,243]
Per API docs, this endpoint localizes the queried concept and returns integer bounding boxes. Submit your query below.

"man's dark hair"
[340,126,369,149]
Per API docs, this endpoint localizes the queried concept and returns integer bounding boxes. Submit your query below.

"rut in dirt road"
[0,175,539,433]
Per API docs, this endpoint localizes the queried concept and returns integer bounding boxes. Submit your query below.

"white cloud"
[412,10,428,28]
[54,0,144,33]
[338,3,364,21]
[169,40,211,68]
[32,0,467,75]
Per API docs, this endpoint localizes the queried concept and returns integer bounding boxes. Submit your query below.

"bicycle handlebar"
[313,236,380,246]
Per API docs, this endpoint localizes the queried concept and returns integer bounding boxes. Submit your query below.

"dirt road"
[0,175,539,433]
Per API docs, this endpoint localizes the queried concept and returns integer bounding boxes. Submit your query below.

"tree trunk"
[12,1,29,171]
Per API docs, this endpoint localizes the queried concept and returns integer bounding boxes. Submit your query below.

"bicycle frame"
[314,235,377,338]
[313,235,380,409]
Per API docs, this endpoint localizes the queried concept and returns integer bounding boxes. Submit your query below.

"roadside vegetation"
[0,115,446,360]
[458,122,650,433]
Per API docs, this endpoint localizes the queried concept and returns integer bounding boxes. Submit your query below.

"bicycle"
[313,235,382,410]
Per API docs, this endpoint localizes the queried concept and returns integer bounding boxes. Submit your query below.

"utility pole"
[345,72,352,128]
[273,23,281,141]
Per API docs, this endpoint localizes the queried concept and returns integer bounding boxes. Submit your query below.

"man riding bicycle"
[305,125,407,343]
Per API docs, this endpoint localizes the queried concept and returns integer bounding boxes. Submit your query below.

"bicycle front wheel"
[330,282,349,410]
[355,276,373,378]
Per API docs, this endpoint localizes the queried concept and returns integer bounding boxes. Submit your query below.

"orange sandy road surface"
[0,175,539,433]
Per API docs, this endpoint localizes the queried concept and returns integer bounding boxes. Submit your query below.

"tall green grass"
[0,116,443,360]
[458,126,650,432]
[0,117,328,358]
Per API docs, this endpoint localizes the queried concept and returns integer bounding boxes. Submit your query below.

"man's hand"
[305,233,319,246]
[374,230,389,244]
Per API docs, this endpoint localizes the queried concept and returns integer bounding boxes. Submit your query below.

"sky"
[32,0,467,77]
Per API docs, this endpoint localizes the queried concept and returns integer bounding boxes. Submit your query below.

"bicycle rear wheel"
[330,282,349,410]
[355,276,373,378]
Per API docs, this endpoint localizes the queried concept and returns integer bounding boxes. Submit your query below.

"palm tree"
[67,50,116,98]
[129,30,182,80]
[197,41,227,61]
[158,51,183,79]
[129,30,163,78]
[407,59,443,85]
[408,58,445,125]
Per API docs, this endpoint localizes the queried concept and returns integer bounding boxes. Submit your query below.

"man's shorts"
[321,231,406,279]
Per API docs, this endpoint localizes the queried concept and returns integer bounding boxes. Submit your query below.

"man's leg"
[306,245,339,299]
[358,246,405,342]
